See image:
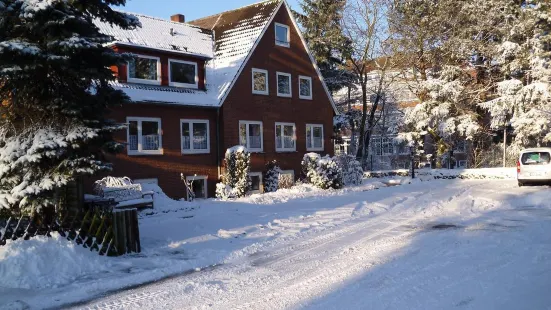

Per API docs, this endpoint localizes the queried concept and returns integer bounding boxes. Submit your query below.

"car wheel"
[518,181,524,187]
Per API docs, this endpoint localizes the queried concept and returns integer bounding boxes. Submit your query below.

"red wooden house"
[93,0,337,198]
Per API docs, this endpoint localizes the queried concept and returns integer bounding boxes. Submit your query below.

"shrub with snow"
[302,154,343,190]
[264,160,282,193]
[335,155,363,186]
[216,146,251,199]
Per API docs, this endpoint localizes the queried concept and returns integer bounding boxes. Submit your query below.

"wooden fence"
[0,208,141,256]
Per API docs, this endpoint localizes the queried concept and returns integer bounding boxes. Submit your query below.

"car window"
[521,152,551,165]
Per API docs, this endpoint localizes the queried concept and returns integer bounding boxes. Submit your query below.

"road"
[72,180,551,310]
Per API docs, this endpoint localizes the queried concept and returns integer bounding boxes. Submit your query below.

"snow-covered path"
[71,180,551,310]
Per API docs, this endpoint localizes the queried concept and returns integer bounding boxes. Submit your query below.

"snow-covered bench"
[92,177,154,209]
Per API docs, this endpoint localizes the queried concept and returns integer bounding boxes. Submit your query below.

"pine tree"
[0,0,140,214]
[296,0,352,92]
[480,0,551,150]
[263,160,282,193]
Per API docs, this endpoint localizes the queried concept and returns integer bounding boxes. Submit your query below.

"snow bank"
[0,232,111,289]
[365,167,516,180]
[140,183,196,215]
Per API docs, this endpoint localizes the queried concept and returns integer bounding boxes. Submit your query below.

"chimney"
[171,14,185,23]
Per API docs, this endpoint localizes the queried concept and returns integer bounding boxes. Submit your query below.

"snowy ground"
[1,178,551,309]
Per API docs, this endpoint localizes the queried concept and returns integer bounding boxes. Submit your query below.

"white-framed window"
[277,72,292,97]
[275,23,290,47]
[185,175,207,199]
[249,172,263,194]
[252,68,269,95]
[372,136,394,156]
[275,122,296,152]
[181,119,210,154]
[168,59,198,88]
[279,170,295,189]
[127,117,163,155]
[127,54,161,85]
[298,76,312,100]
[306,124,324,151]
[456,160,468,168]
[239,121,263,152]
[453,141,467,153]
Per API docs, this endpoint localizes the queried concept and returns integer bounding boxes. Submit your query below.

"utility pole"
[503,127,507,167]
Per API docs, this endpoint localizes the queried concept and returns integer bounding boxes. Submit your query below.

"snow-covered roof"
[95,13,214,59]
[110,81,218,107]
[188,0,282,101]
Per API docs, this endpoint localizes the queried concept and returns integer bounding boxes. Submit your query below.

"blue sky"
[122,0,302,21]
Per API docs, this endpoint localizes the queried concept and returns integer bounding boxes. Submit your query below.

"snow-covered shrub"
[302,154,343,189]
[335,155,363,186]
[264,160,282,193]
[216,146,250,199]
[301,152,321,182]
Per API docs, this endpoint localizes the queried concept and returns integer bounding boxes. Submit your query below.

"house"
[92,0,337,199]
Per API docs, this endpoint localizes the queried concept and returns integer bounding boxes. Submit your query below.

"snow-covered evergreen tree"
[263,160,282,193]
[296,0,352,92]
[216,146,250,199]
[302,153,343,189]
[0,0,140,214]
[400,66,481,157]
[480,0,551,150]
[335,154,363,186]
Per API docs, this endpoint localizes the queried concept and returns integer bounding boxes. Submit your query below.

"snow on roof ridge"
[113,9,212,32]
[188,0,281,24]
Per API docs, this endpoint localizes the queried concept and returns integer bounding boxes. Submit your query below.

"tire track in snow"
[73,182,481,310]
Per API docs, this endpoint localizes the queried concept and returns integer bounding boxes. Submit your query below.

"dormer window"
[169,59,198,88]
[127,55,161,85]
[275,23,290,47]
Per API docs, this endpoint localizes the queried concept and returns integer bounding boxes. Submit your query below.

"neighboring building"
[91,0,337,199]
[333,67,469,170]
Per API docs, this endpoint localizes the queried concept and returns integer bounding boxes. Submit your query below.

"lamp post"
[410,145,415,179]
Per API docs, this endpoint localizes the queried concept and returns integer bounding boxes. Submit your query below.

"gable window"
[252,68,269,95]
[169,59,198,88]
[306,124,324,151]
[239,121,263,152]
[181,119,209,154]
[299,76,312,100]
[127,55,161,85]
[275,122,296,152]
[277,72,292,97]
[127,117,162,155]
[275,23,290,47]
[249,172,263,194]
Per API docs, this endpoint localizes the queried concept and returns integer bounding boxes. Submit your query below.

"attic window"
[127,55,161,85]
[169,59,198,89]
[275,23,290,47]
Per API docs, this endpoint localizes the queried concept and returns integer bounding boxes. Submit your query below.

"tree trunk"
[356,80,368,162]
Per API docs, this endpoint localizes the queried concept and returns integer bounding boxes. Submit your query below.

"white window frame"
[248,172,263,194]
[276,72,292,97]
[180,119,210,154]
[168,59,198,88]
[185,175,207,199]
[126,117,163,156]
[298,75,312,100]
[239,120,263,152]
[306,124,324,151]
[127,54,161,85]
[275,23,290,47]
[456,160,468,168]
[252,68,269,95]
[275,122,296,152]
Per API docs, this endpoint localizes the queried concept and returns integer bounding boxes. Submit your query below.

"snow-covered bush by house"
[264,160,282,193]
[302,153,344,190]
[216,146,251,199]
[335,155,363,186]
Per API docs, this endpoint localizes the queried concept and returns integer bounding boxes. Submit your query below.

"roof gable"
[95,13,214,59]
[189,0,282,101]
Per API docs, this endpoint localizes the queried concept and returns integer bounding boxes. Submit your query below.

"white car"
[517,147,551,186]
